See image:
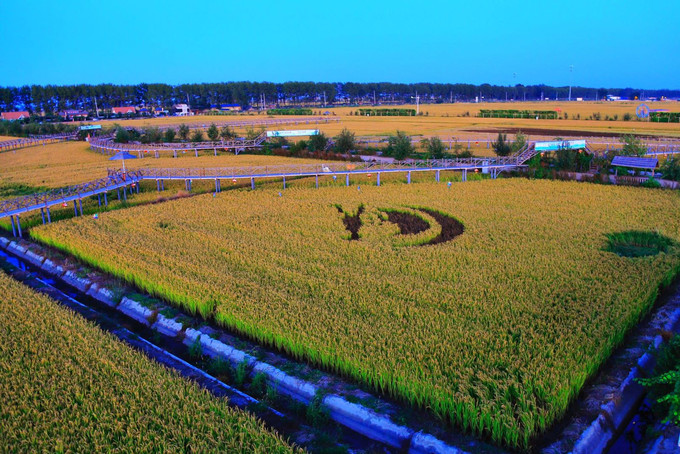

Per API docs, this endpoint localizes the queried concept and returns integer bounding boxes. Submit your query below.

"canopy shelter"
[109,151,137,160]
[611,156,658,174]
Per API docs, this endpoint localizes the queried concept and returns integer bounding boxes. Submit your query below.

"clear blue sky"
[1,0,677,89]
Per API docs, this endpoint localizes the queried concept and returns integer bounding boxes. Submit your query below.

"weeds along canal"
[0,248,388,454]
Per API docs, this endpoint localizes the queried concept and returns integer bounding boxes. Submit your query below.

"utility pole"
[93,97,99,118]
[513,72,517,101]
[411,92,420,114]
[568,65,574,101]
[373,90,376,105]
[323,91,326,107]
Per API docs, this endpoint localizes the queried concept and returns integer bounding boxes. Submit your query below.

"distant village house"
[112,106,137,115]
[173,104,191,116]
[1,111,30,121]
[60,109,89,120]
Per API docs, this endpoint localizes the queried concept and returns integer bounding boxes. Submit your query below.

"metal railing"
[88,131,268,156]
[0,132,78,152]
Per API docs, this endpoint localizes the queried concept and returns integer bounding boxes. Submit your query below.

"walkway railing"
[89,132,267,157]
[150,116,339,131]
[0,132,78,152]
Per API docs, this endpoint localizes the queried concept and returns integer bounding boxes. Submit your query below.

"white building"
[173,104,192,116]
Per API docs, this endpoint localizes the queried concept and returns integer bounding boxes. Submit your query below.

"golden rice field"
[0,141,325,188]
[0,270,298,453]
[100,101,680,138]
[32,179,680,450]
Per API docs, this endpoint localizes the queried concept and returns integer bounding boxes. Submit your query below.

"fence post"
[251,177,255,190]
[346,173,350,186]
[16,216,22,238]
[377,172,381,186]
[10,215,16,237]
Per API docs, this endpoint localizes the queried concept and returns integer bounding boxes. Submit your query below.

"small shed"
[611,156,658,174]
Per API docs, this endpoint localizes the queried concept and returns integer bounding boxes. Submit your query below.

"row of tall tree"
[1,82,677,114]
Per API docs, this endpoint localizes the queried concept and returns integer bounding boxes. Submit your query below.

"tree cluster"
[2,81,677,114]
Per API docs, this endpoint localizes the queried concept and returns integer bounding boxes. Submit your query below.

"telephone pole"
[569,65,574,101]
[411,92,420,114]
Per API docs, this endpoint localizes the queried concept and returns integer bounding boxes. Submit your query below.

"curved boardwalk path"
[0,144,539,236]
[0,132,78,152]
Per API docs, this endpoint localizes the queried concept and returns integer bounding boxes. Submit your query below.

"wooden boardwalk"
[0,132,78,152]
[0,148,539,235]
[89,131,268,157]
[142,116,340,131]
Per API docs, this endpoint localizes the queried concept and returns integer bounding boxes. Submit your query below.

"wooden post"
[79,199,83,216]
[283,176,286,189]
[315,174,319,188]
[10,215,16,237]
[41,208,46,225]
[407,171,411,184]
[161,180,164,191]
[117,188,121,200]
[74,201,78,216]
[185,180,189,191]
[346,173,350,186]
[436,170,440,182]
[98,194,101,206]
[215,179,219,193]
[251,178,255,190]
[156,180,160,192]
[46,206,51,223]
[377,172,381,186]
[16,216,22,238]
[195,149,198,157]
[214,148,217,156]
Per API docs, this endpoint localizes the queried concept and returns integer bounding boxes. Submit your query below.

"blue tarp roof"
[611,156,658,169]
[109,151,138,160]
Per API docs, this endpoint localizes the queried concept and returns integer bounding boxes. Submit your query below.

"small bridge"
[0,132,79,152]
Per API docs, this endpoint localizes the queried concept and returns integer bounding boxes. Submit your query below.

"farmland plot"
[32,179,680,449]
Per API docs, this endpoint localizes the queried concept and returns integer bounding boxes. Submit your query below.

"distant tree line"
[1,81,678,114]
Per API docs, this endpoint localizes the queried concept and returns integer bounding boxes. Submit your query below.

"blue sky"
[1,1,677,89]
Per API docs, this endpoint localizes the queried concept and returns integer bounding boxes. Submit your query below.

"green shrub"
[605,231,675,258]
[636,334,680,426]
[661,157,680,182]
[266,108,313,115]
[641,177,662,188]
